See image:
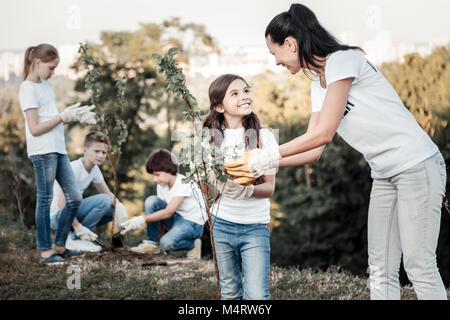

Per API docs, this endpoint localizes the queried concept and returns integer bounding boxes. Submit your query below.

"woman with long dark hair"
[225,3,447,300]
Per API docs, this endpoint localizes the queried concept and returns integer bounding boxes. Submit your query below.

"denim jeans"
[51,194,113,238]
[212,216,271,300]
[368,152,447,300]
[144,195,203,251]
[30,153,82,250]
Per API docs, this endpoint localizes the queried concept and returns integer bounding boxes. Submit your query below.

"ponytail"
[23,46,35,80]
[265,3,364,71]
[22,44,59,80]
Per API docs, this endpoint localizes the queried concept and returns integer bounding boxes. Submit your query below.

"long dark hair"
[203,74,264,185]
[265,3,364,70]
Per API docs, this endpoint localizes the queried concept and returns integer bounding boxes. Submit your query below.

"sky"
[1,0,449,51]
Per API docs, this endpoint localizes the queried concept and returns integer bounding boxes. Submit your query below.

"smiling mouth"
[238,103,252,109]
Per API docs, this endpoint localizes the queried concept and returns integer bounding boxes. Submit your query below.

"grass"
[0,214,448,300]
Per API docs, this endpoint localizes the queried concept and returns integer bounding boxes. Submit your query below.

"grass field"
[1,216,448,300]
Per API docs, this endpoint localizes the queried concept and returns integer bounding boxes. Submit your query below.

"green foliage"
[379,45,449,137]
[0,93,36,228]
[152,48,228,209]
[271,126,371,275]
[73,42,162,200]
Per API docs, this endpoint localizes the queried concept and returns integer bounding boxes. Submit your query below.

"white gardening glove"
[120,216,146,235]
[249,147,281,177]
[74,223,98,241]
[215,178,255,200]
[114,201,129,229]
[59,102,81,123]
[76,105,97,125]
[224,146,281,179]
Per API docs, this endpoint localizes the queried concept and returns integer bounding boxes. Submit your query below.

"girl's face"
[216,79,253,121]
[34,58,59,81]
[266,36,301,74]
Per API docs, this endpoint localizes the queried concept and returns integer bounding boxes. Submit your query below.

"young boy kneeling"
[121,149,204,259]
[50,131,128,252]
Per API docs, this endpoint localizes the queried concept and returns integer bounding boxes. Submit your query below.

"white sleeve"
[325,50,362,87]
[310,79,323,113]
[92,166,105,184]
[18,83,39,112]
[172,179,192,198]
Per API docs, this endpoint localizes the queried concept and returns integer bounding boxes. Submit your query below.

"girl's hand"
[59,103,97,124]
[59,102,82,123]
[215,178,255,200]
[224,147,281,178]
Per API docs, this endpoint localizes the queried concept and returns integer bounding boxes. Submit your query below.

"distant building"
[0,39,447,83]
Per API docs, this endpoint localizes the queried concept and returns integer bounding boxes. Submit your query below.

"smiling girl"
[204,74,278,300]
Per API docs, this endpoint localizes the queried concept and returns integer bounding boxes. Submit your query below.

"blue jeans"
[144,195,203,251]
[212,216,271,300]
[51,194,114,238]
[30,153,82,251]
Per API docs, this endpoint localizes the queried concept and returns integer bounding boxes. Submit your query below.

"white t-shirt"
[310,50,438,179]
[50,158,104,217]
[157,173,205,226]
[18,80,67,157]
[211,127,279,224]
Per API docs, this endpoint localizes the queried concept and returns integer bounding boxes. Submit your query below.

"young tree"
[152,48,229,299]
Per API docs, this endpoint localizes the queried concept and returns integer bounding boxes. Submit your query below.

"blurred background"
[1,0,449,286]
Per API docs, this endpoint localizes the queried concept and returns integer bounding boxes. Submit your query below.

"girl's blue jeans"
[30,152,82,251]
[144,195,203,251]
[212,216,271,300]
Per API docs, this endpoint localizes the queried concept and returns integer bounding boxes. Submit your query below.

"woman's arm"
[277,111,325,168]
[278,78,353,158]
[252,174,275,198]
[24,108,63,137]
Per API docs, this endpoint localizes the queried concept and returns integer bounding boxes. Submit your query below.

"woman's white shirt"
[310,50,438,179]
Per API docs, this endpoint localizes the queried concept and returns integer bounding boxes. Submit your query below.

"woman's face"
[216,79,254,118]
[266,36,301,74]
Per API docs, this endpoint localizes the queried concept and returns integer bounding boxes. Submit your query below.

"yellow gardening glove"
[224,147,281,179]
[223,167,255,186]
[223,150,255,171]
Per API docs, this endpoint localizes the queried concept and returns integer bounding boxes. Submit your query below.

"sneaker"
[57,248,85,258]
[39,253,67,265]
[66,237,102,253]
[130,240,160,254]
[187,238,202,260]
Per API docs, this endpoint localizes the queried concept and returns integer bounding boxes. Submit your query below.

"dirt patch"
[81,248,195,267]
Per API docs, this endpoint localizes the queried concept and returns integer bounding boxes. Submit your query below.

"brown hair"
[84,131,110,148]
[23,44,59,80]
[145,149,178,175]
[203,74,264,185]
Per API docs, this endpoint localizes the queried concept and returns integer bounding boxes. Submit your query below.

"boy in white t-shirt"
[50,131,128,252]
[120,149,204,259]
